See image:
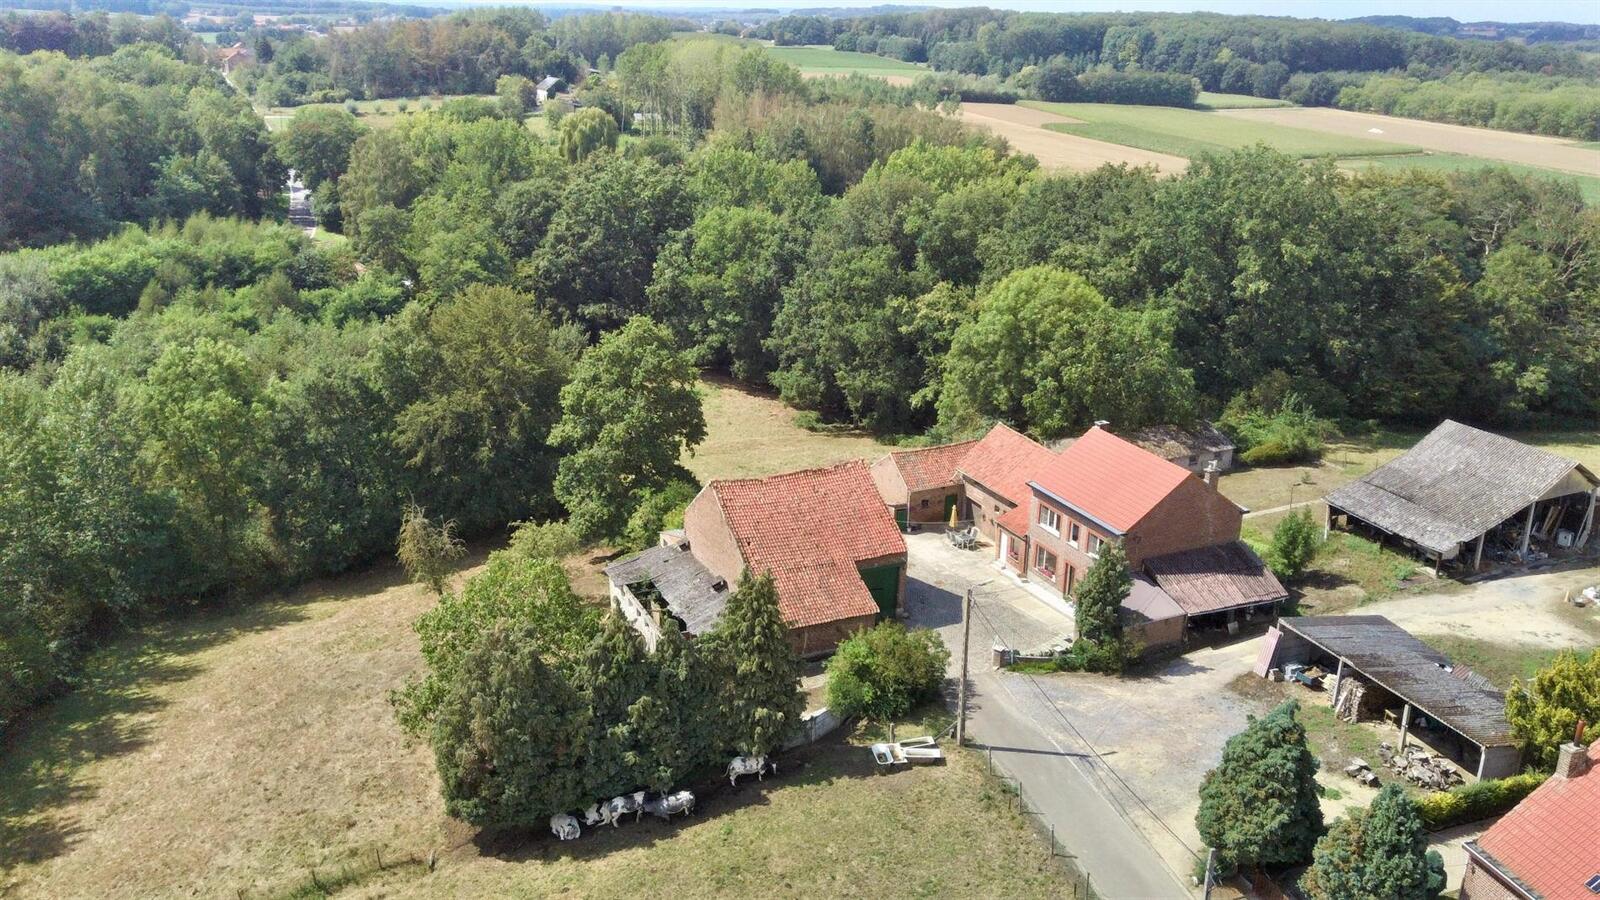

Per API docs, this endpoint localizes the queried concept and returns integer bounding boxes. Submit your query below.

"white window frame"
[1087,534,1103,558]
[1068,522,1080,548]
[1038,506,1060,536]
[1034,547,1057,579]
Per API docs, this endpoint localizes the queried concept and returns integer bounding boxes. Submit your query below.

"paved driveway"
[904,533,1191,899]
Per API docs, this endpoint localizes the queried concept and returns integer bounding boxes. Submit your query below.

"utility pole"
[1202,847,1216,900]
[956,587,973,745]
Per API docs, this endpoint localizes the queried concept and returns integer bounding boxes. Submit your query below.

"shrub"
[1221,392,1334,466]
[1267,509,1320,581]
[1506,649,1600,770]
[826,622,949,721]
[1414,772,1547,829]
[623,480,699,551]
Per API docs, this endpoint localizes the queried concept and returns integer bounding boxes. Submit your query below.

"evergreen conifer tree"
[633,618,723,792]
[575,611,654,797]
[1196,699,1324,869]
[705,572,804,756]
[1302,784,1433,900]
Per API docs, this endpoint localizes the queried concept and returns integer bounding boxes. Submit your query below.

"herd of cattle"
[547,755,777,841]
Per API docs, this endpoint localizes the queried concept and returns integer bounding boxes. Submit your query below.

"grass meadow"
[1339,152,1600,202]
[1025,100,1420,159]
[1196,91,1295,109]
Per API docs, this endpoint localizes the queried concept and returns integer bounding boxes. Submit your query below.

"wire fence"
[981,746,1099,900]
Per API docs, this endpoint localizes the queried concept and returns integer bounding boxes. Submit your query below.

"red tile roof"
[996,503,1031,536]
[957,423,1059,509]
[711,461,907,628]
[1030,426,1193,534]
[1474,744,1600,900]
[884,439,979,493]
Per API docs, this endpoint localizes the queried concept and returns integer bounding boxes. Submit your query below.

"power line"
[967,592,1202,864]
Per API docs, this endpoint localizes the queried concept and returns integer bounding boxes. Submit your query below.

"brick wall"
[790,613,877,658]
[1460,854,1525,900]
[1122,477,1242,569]
[1026,493,1109,596]
[683,488,745,585]
[963,476,1013,541]
[868,455,908,507]
[907,486,960,524]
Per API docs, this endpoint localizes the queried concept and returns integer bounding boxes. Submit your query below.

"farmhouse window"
[1034,548,1057,579]
[1088,534,1103,557]
[1068,522,1080,548]
[1038,506,1060,535]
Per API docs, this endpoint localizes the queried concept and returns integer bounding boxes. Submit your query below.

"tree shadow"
[0,592,322,869]
[469,730,888,863]
[904,577,963,630]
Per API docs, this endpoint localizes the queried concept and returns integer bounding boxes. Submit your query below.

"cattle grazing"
[606,790,646,826]
[726,754,777,786]
[549,813,581,841]
[581,802,610,827]
[643,790,695,820]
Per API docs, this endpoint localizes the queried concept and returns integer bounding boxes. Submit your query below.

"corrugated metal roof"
[604,543,730,636]
[1278,615,1515,747]
[1123,575,1185,624]
[1144,541,1287,615]
[1325,420,1597,555]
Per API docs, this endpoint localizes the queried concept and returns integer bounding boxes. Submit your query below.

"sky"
[543,1,1600,26]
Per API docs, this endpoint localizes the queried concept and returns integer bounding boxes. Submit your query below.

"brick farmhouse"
[872,423,1285,653]
[607,460,906,658]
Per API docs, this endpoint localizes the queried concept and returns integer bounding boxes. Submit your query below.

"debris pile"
[1343,758,1380,787]
[1378,742,1464,791]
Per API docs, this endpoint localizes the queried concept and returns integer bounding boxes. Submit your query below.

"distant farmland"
[1024,100,1418,160]
[766,45,926,79]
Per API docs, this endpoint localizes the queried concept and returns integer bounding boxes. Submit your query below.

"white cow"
[643,790,695,820]
[726,754,777,786]
[606,790,646,826]
[581,802,610,827]
[549,813,581,841]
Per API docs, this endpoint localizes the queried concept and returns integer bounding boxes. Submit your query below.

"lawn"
[1196,91,1295,109]
[1023,100,1419,160]
[0,559,1082,899]
[683,376,890,482]
[1339,152,1600,203]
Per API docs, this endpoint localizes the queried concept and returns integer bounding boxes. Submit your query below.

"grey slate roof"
[1279,615,1515,747]
[1143,541,1288,616]
[604,542,729,636]
[1125,422,1235,460]
[1325,420,1596,555]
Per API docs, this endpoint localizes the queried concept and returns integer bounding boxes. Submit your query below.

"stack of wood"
[1331,677,1386,724]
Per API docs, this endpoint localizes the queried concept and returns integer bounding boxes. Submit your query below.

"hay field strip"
[1023,100,1420,160]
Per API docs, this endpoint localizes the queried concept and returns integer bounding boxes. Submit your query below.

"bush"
[1221,392,1334,466]
[1415,771,1547,829]
[623,480,698,551]
[1075,70,1199,107]
[1267,509,1320,581]
[826,622,949,721]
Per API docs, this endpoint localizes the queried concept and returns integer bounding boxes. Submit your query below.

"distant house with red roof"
[214,44,255,75]
[614,460,906,658]
[1462,740,1600,900]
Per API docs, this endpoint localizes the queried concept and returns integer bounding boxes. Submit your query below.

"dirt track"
[1219,107,1600,176]
[958,102,1189,174]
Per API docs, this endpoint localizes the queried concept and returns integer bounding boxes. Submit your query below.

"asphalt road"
[904,534,1192,899]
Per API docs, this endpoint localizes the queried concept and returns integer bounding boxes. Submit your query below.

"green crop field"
[766,45,926,77]
[1197,91,1295,109]
[1339,153,1600,202]
[1024,100,1419,159]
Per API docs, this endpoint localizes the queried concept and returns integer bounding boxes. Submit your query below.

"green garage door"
[893,506,908,531]
[859,564,901,619]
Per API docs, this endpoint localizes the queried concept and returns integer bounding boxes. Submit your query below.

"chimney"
[1555,742,1591,779]
[1203,459,1219,487]
[1093,420,1110,430]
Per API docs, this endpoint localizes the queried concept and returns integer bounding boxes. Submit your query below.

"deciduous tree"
[1506,649,1600,771]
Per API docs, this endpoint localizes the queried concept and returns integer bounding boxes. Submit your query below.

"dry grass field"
[1218,106,1600,176]
[684,376,890,482]
[957,102,1189,174]
[0,376,1083,899]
